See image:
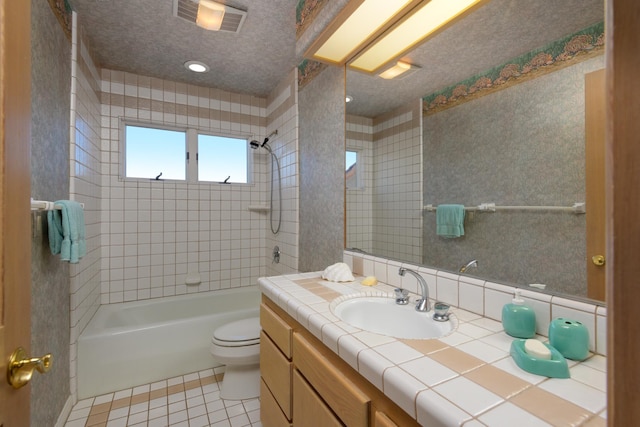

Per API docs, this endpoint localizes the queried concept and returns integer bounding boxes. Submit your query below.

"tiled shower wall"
[99,69,270,304]
[372,101,423,264]
[69,13,103,400]
[346,115,374,253]
[265,69,299,276]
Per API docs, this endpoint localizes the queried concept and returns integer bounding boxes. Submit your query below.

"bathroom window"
[125,125,187,180]
[122,122,249,183]
[198,134,248,183]
[346,150,362,189]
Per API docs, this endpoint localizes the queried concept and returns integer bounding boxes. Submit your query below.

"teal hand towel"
[436,204,465,238]
[47,200,86,263]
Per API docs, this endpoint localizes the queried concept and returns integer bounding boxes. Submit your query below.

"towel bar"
[31,198,85,211]
[423,202,585,214]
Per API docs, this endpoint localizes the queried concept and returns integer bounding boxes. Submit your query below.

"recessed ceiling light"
[184,60,210,73]
[346,95,354,103]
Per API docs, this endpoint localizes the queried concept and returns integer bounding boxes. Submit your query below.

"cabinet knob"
[592,255,605,266]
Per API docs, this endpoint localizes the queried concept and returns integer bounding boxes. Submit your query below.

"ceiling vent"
[174,0,247,33]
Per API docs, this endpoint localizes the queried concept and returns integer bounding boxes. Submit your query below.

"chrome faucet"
[398,267,430,312]
[459,259,478,274]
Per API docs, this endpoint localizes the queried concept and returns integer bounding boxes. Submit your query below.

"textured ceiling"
[68,0,603,116]
[69,0,298,97]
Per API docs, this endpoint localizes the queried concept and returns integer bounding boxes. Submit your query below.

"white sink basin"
[332,296,455,340]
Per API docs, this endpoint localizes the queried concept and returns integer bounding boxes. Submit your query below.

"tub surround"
[258,272,606,426]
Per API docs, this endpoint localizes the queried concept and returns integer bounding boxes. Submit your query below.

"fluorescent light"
[308,0,414,64]
[350,0,485,73]
[184,61,210,73]
[378,61,419,79]
[197,0,225,31]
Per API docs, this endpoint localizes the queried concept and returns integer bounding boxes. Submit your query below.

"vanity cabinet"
[260,303,293,425]
[260,296,420,427]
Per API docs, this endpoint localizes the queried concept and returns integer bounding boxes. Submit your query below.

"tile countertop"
[258,273,607,427]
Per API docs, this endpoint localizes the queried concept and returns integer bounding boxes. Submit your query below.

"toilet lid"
[212,317,260,346]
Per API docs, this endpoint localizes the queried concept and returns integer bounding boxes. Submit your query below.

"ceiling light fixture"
[377,60,420,79]
[184,60,210,73]
[346,95,354,103]
[305,0,417,65]
[349,0,486,73]
[304,0,487,74]
[196,0,226,31]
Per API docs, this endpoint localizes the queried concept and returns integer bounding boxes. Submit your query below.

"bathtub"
[77,286,261,398]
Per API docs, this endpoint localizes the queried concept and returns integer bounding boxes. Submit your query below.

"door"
[0,0,33,425]
[585,69,606,301]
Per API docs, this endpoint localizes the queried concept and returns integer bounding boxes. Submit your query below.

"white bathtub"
[77,286,261,398]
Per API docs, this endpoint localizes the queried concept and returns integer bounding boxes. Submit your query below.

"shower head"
[250,130,278,152]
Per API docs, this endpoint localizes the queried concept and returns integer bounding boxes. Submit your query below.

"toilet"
[210,317,261,400]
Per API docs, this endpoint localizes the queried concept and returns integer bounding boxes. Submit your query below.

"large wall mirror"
[345,0,605,303]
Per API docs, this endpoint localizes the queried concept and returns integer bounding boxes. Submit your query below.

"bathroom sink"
[332,297,455,340]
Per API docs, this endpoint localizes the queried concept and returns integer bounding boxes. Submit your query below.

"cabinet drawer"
[260,379,292,427]
[260,331,292,419]
[260,302,293,358]
[374,411,399,427]
[293,333,370,426]
[293,370,343,427]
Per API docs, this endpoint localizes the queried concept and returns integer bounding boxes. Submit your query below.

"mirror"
[345,0,605,302]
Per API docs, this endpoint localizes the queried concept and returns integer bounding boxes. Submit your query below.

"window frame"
[345,149,363,190]
[119,119,254,185]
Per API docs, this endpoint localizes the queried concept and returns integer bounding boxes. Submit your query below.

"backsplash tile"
[436,273,459,307]
[344,250,606,355]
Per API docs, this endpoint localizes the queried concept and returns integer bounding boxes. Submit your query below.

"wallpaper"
[423,55,605,297]
[298,66,345,271]
[30,1,72,424]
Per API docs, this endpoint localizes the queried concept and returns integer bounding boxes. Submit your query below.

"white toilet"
[210,317,261,400]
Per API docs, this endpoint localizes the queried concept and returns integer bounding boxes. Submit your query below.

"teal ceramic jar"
[548,318,589,361]
[502,290,536,338]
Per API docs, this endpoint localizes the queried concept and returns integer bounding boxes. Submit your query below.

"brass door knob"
[592,255,606,266]
[7,347,52,389]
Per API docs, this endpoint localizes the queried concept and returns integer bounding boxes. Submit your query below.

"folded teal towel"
[47,200,86,263]
[436,204,465,238]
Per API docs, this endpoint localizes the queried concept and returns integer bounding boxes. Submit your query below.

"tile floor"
[64,369,261,427]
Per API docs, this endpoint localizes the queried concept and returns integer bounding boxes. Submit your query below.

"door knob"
[7,347,52,389]
[592,255,606,266]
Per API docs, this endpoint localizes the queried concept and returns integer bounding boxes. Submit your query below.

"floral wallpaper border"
[296,0,330,38]
[47,0,73,40]
[298,59,328,90]
[423,22,605,115]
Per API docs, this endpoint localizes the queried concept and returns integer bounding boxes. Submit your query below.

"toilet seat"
[212,317,260,347]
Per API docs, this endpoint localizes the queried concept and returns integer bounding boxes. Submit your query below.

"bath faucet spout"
[459,259,478,274]
[398,267,431,312]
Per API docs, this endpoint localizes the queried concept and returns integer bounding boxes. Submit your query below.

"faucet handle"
[394,288,409,305]
[433,302,451,322]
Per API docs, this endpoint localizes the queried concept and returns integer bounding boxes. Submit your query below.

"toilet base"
[219,364,260,400]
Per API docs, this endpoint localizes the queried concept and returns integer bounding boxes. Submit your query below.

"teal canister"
[549,318,589,361]
[501,290,536,338]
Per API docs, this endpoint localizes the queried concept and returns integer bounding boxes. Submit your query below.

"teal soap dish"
[510,339,570,378]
